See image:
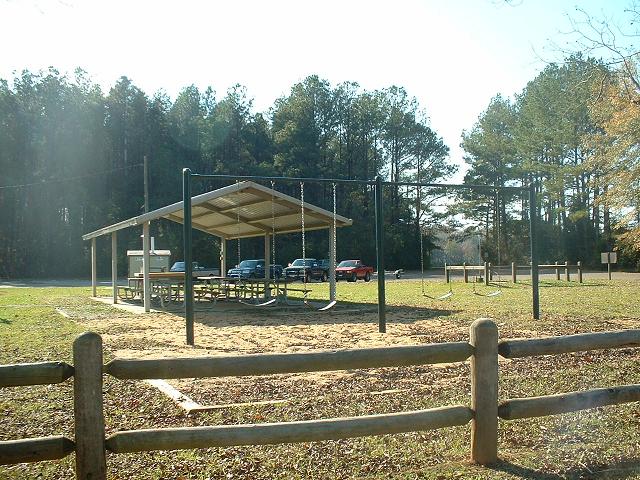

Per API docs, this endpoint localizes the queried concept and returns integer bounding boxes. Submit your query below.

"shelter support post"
[463,262,468,283]
[264,234,271,299]
[111,232,117,304]
[183,169,194,346]
[220,238,226,278]
[511,262,516,283]
[445,263,449,283]
[484,262,489,286]
[91,237,97,297]
[374,176,386,333]
[142,222,151,313]
[529,184,540,319]
[329,224,336,302]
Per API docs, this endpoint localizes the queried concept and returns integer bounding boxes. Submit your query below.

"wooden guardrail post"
[565,261,570,281]
[484,262,489,286]
[73,332,107,480]
[577,261,583,283]
[444,263,450,283]
[470,319,498,465]
[555,261,560,280]
[511,262,516,283]
[463,262,468,283]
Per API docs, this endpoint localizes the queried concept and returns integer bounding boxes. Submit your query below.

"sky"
[0,0,631,181]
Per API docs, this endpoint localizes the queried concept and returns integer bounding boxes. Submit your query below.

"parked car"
[170,261,218,277]
[336,259,373,282]
[227,259,283,279]
[284,258,329,282]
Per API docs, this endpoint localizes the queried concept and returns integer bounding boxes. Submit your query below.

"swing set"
[178,171,539,346]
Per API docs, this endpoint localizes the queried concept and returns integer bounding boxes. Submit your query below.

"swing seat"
[486,290,502,297]
[240,297,279,307]
[309,300,337,311]
[437,291,453,300]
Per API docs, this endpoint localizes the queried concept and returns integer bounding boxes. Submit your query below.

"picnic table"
[118,273,185,307]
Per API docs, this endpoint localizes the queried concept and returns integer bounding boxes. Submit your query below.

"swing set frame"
[182,169,540,346]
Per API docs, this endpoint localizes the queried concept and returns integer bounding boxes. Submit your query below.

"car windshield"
[338,260,358,268]
[291,259,315,266]
[170,262,185,271]
[238,260,259,268]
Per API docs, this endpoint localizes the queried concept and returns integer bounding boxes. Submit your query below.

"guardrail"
[444,261,584,284]
[1,323,638,478]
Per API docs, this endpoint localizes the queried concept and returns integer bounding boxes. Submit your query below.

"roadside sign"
[601,252,617,264]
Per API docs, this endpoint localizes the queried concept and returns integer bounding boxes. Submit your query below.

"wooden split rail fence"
[1,322,639,478]
[445,261,584,284]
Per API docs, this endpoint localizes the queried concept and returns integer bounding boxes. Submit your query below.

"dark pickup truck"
[284,258,329,282]
[227,259,283,279]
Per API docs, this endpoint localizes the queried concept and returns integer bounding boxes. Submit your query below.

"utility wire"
[0,163,144,190]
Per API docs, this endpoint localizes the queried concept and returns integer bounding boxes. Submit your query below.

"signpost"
[601,252,617,280]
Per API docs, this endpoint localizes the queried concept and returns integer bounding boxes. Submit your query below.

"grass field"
[1,280,639,479]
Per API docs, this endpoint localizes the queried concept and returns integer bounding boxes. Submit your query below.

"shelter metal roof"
[82,181,352,241]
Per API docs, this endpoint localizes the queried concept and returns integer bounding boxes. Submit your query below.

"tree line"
[0,70,452,277]
[460,53,640,268]
[2,47,639,278]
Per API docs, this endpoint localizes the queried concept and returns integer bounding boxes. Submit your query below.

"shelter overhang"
[82,181,352,241]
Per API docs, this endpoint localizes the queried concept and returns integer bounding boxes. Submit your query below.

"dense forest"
[1,51,640,277]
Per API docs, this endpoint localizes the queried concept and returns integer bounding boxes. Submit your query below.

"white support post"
[142,222,151,313]
[220,239,226,277]
[111,232,117,304]
[91,238,97,297]
[264,234,271,299]
[329,224,336,301]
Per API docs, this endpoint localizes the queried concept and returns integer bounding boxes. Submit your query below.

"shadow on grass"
[0,316,11,324]
[491,458,640,479]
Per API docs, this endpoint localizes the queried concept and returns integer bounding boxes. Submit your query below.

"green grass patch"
[0,281,639,479]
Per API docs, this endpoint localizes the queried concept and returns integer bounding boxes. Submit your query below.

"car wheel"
[348,273,356,282]
[364,272,371,282]
[321,272,328,282]
[305,273,311,283]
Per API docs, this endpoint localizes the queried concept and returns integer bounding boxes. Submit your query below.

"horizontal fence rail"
[106,406,473,454]
[499,384,640,420]
[105,342,474,380]
[0,362,74,387]
[499,330,640,358]
[0,436,75,465]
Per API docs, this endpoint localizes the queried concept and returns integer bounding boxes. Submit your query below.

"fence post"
[511,262,516,283]
[484,262,489,286]
[577,261,583,283]
[555,261,560,281]
[74,332,107,480]
[470,319,498,465]
[565,260,570,282]
[463,262,468,283]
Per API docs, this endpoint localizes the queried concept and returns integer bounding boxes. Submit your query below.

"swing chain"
[300,182,306,287]
[236,180,241,266]
[271,181,276,269]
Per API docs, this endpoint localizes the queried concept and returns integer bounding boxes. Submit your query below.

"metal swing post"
[529,183,540,320]
[375,175,386,333]
[183,168,194,345]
